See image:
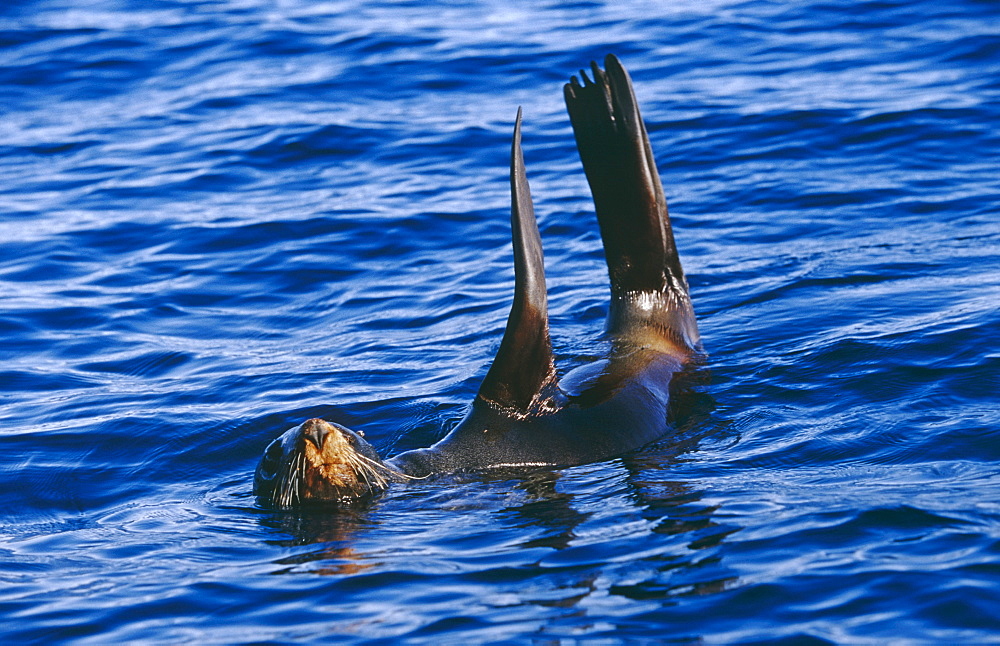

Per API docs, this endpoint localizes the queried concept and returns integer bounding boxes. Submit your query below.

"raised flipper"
[564,54,699,350]
[476,108,559,415]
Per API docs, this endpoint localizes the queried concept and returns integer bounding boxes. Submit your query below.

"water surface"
[2,0,999,642]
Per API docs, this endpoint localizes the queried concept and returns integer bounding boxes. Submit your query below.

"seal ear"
[565,54,699,349]
[476,108,558,414]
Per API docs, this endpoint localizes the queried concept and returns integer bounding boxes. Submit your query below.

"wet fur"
[256,419,415,507]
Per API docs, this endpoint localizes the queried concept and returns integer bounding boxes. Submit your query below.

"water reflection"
[500,469,591,551]
[616,453,741,600]
[258,506,376,575]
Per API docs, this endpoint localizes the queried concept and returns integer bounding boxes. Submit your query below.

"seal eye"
[260,439,283,475]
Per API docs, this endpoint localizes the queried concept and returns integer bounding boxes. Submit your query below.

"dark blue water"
[2,0,999,642]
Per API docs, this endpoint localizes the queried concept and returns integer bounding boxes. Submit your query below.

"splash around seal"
[254,54,702,509]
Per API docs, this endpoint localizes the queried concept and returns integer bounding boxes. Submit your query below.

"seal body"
[389,346,686,478]
[255,55,702,509]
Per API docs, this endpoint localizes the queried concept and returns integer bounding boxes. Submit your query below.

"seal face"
[254,418,401,507]
[254,54,703,509]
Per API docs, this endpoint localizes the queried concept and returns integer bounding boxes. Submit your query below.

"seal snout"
[302,418,332,450]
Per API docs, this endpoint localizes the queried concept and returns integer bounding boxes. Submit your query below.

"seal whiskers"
[351,450,429,483]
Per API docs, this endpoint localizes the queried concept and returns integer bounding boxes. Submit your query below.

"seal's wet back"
[255,54,701,508]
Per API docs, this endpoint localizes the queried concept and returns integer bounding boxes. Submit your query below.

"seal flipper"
[476,109,559,415]
[564,54,699,350]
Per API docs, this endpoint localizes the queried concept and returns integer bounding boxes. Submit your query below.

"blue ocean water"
[2,0,999,642]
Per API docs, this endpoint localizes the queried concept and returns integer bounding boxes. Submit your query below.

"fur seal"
[254,55,702,508]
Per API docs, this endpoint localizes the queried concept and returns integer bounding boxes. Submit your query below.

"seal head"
[254,418,399,508]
